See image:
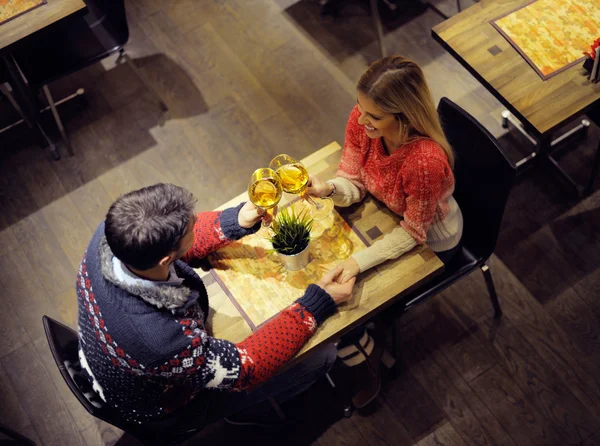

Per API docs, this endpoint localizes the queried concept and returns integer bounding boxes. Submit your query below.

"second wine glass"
[248,167,283,238]
[269,154,333,221]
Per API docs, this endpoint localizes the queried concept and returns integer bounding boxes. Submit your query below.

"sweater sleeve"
[329,176,363,207]
[336,106,367,202]
[400,155,446,244]
[352,226,418,272]
[182,203,258,263]
[156,285,336,392]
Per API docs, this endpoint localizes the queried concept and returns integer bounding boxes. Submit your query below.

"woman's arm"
[336,106,368,201]
[400,155,446,244]
[308,106,367,206]
[351,226,418,273]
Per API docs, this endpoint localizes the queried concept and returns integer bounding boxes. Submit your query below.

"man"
[76,183,354,428]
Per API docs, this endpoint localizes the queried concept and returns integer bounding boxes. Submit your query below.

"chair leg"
[43,84,73,156]
[325,372,353,418]
[119,50,168,112]
[584,142,600,196]
[0,82,26,119]
[267,397,286,422]
[481,263,502,319]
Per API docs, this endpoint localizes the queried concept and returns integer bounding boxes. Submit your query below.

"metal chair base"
[481,262,501,319]
[501,110,594,197]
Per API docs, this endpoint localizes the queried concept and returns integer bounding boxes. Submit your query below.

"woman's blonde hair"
[357,56,454,168]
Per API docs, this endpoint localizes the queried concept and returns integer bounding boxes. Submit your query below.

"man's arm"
[182,202,259,263]
[158,286,335,391]
[156,267,353,392]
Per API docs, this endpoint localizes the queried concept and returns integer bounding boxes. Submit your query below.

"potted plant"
[269,207,314,271]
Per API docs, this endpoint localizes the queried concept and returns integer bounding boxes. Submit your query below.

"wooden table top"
[432,0,600,137]
[0,0,86,51]
[203,142,444,365]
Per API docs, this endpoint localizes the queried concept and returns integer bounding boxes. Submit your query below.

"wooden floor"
[1,0,600,444]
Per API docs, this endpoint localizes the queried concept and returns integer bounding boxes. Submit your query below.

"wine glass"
[248,167,283,238]
[269,154,333,221]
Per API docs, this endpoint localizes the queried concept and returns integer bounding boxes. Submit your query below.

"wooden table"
[0,0,86,51]
[432,0,600,194]
[201,142,444,365]
[0,0,86,158]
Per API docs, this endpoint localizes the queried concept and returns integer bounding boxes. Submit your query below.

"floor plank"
[416,421,467,446]
[0,362,31,433]
[470,365,564,446]
[2,343,84,446]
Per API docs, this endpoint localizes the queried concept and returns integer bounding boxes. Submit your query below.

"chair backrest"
[85,0,129,53]
[437,97,516,261]
[42,316,126,429]
[84,0,129,50]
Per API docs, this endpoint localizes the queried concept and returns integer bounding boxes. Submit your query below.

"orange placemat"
[208,201,369,330]
[0,0,46,25]
[491,0,600,79]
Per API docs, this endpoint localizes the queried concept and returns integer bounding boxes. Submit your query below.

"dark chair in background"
[11,0,166,158]
[389,97,516,332]
[42,316,199,446]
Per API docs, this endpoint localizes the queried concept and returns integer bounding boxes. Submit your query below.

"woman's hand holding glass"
[269,154,333,221]
[306,174,334,198]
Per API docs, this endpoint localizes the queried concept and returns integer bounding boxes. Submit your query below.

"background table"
[202,142,444,365]
[432,0,600,138]
[432,0,600,195]
[0,0,85,50]
[0,0,86,158]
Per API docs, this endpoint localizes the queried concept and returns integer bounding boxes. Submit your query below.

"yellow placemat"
[208,201,369,330]
[491,0,600,79]
[0,0,46,25]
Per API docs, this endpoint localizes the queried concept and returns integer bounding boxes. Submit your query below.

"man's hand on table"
[318,265,355,304]
[238,200,274,228]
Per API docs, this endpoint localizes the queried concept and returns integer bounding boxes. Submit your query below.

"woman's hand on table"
[306,174,333,198]
[337,258,360,284]
[318,265,355,304]
[238,201,274,228]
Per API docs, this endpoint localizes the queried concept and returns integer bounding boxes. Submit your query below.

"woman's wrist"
[325,181,336,197]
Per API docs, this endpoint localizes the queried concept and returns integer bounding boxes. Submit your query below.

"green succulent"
[269,207,314,255]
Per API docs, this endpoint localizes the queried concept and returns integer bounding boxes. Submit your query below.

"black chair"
[42,316,199,446]
[390,98,516,325]
[585,107,600,196]
[11,0,166,157]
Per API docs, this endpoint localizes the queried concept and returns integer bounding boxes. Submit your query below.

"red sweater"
[338,105,457,244]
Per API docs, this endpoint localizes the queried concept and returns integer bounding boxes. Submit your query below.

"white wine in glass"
[248,167,283,237]
[269,154,333,221]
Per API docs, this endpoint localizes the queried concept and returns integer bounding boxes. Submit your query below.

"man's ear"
[158,254,174,266]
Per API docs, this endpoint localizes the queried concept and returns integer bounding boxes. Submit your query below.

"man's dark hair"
[104,183,196,270]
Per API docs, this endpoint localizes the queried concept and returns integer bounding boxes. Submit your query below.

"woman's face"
[356,91,400,140]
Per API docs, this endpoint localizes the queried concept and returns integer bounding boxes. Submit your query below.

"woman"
[309,56,463,407]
